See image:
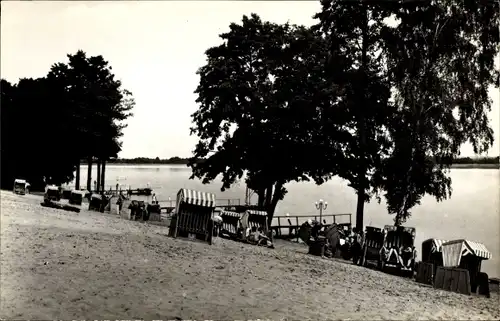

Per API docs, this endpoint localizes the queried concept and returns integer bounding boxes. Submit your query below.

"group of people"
[114,191,158,218]
[302,219,365,263]
[210,214,274,248]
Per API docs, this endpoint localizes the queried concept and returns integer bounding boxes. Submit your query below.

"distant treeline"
[81,157,196,165]
[81,156,499,165]
[450,156,499,164]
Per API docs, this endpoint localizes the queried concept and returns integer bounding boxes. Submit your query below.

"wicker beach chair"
[219,210,243,239]
[440,239,492,297]
[379,225,417,276]
[239,209,273,247]
[69,190,87,206]
[171,188,216,245]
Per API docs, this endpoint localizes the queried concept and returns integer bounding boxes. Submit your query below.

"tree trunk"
[75,159,81,190]
[96,159,101,193]
[257,188,265,208]
[100,159,106,193]
[266,181,284,228]
[355,189,365,231]
[265,184,273,209]
[86,156,93,192]
[355,4,369,232]
[394,215,403,227]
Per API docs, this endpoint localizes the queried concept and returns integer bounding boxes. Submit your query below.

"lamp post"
[315,199,328,225]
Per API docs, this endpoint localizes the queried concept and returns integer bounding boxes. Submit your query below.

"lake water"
[73,165,500,278]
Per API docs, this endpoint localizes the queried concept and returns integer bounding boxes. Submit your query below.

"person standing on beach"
[351,227,363,265]
[152,193,157,204]
[116,194,124,216]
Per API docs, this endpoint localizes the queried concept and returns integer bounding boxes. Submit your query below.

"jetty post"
[75,159,81,190]
[100,158,106,192]
[86,156,93,192]
[96,158,101,192]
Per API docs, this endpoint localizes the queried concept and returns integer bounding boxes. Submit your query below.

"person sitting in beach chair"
[212,215,223,237]
[257,227,272,246]
[248,226,260,243]
[400,245,415,269]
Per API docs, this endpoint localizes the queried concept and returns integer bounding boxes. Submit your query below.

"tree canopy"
[189,1,499,226]
[312,1,395,230]
[373,0,499,224]
[1,50,135,191]
[190,14,342,221]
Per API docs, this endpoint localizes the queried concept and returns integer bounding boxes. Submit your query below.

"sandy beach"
[1,191,499,320]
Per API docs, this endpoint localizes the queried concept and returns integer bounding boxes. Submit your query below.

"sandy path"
[1,191,498,320]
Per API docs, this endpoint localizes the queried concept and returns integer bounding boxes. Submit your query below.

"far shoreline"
[97,163,500,169]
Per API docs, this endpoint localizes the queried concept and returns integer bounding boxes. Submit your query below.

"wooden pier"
[63,185,153,196]
[270,213,352,241]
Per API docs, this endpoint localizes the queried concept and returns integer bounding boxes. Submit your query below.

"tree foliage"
[47,51,134,160]
[189,14,340,221]
[190,2,499,227]
[312,1,394,230]
[0,50,135,190]
[374,0,500,225]
[312,0,499,226]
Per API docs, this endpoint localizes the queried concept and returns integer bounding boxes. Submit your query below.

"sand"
[1,191,499,320]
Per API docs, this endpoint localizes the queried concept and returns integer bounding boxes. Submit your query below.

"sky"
[2,1,499,159]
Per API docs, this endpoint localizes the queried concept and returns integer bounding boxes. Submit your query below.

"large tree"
[374,0,500,225]
[0,79,19,188]
[312,0,499,227]
[312,0,393,230]
[0,77,74,189]
[0,50,135,191]
[189,14,344,223]
[47,50,135,190]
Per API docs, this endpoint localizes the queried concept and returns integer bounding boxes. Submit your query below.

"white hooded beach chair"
[437,239,492,296]
[219,210,243,239]
[172,188,216,244]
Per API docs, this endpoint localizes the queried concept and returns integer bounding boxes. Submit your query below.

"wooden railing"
[157,198,243,213]
[215,199,241,207]
[270,213,352,241]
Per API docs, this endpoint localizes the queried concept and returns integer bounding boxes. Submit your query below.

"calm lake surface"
[74,165,499,278]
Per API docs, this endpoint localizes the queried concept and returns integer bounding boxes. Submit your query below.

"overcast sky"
[2,1,499,158]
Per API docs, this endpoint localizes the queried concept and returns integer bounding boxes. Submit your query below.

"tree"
[312,0,394,230]
[0,77,74,189]
[0,50,135,191]
[374,0,500,225]
[0,79,24,188]
[47,50,135,190]
[189,14,343,223]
